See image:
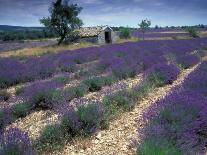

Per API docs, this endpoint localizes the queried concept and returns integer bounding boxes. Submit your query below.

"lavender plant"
[137,61,207,155]
[0,128,35,155]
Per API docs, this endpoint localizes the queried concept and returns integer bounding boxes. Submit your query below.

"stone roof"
[74,26,112,38]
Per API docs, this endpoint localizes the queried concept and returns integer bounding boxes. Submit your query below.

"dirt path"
[50,64,200,155]
[7,74,143,141]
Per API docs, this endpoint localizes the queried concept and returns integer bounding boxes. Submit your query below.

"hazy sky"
[0,0,207,27]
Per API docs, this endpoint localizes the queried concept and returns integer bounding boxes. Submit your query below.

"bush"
[61,110,82,136]
[176,54,200,69]
[145,63,180,87]
[12,102,33,118]
[104,90,136,112]
[83,77,104,92]
[83,76,115,92]
[64,84,88,101]
[102,76,116,86]
[59,61,76,73]
[61,103,104,136]
[31,89,63,109]
[185,27,199,38]
[77,103,104,135]
[112,64,137,80]
[132,81,153,100]
[119,27,131,39]
[0,128,35,155]
[39,124,65,151]
[137,137,181,155]
[145,70,166,87]
[103,90,137,125]
[0,90,10,101]
[156,102,199,132]
[54,76,70,84]
[0,110,4,127]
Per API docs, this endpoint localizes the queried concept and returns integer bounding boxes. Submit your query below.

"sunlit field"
[1,35,207,154]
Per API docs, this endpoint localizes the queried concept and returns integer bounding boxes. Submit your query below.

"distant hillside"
[0,25,44,32]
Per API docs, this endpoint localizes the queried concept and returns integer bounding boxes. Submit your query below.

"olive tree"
[138,19,151,40]
[40,0,83,45]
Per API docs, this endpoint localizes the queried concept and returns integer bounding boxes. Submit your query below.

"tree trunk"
[142,32,145,40]
[58,36,64,45]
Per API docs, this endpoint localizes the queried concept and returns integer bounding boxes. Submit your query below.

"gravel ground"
[49,63,200,155]
[4,61,202,155]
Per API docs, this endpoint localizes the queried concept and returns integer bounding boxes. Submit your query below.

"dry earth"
[6,60,203,155]
[48,63,199,155]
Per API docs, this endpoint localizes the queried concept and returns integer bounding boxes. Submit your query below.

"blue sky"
[0,0,207,27]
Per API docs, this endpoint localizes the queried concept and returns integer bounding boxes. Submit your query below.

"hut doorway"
[105,31,111,43]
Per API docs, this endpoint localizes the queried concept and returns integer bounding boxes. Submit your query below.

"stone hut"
[74,26,119,44]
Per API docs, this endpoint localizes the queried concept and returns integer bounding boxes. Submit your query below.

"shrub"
[83,77,104,92]
[0,108,15,129]
[137,137,181,155]
[12,102,33,118]
[185,27,199,38]
[132,81,153,100]
[145,63,180,87]
[58,60,76,73]
[82,76,115,92]
[103,90,137,126]
[54,76,70,84]
[61,103,104,137]
[145,70,166,87]
[156,102,200,132]
[104,90,135,112]
[176,54,200,69]
[31,89,63,109]
[64,84,88,101]
[139,91,207,155]
[77,103,104,135]
[61,109,82,136]
[0,110,4,127]
[102,76,116,86]
[0,90,10,101]
[39,124,65,151]
[119,27,131,39]
[0,128,35,155]
[112,66,137,80]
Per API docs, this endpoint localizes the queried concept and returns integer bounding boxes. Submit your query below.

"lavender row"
[131,31,190,38]
[1,38,207,88]
[137,61,207,155]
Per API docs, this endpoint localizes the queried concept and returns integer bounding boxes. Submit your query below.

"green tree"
[40,0,83,45]
[185,26,199,38]
[119,27,131,39]
[138,19,151,40]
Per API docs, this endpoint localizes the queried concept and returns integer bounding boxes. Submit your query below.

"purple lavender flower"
[144,63,180,86]
[0,128,35,155]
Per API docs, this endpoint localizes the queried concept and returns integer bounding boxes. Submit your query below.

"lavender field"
[0,40,57,53]
[0,37,207,154]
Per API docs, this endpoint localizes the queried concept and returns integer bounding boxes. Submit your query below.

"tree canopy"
[40,0,83,45]
[138,19,151,40]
